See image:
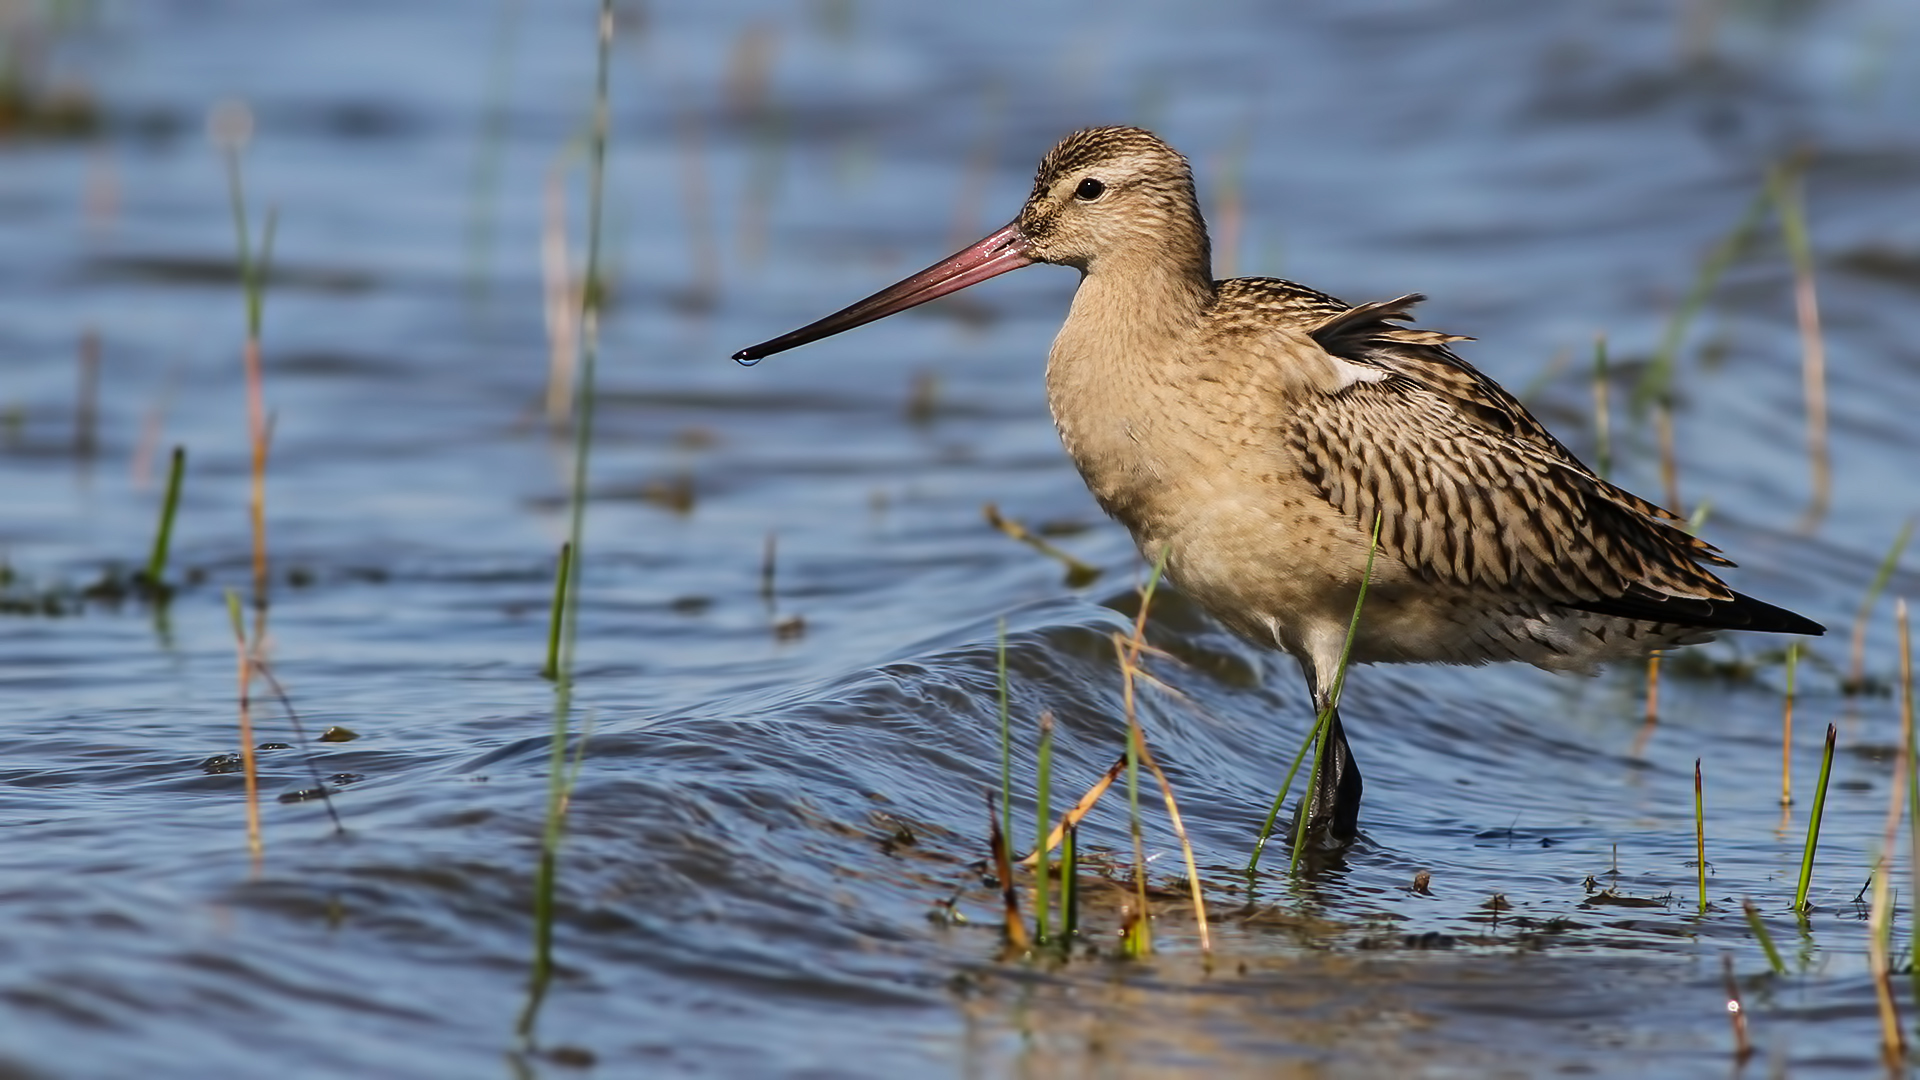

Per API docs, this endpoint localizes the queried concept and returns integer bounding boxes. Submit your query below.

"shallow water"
[5,1,1920,1076]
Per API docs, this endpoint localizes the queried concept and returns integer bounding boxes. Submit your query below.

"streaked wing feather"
[1289,294,1750,622]
[1313,295,1712,529]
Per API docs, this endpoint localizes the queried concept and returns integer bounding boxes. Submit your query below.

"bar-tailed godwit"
[734,126,1824,849]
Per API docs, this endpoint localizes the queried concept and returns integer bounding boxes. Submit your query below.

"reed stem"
[540,542,571,681]
[1286,513,1382,875]
[987,793,1029,953]
[1033,711,1054,945]
[1896,599,1917,993]
[1721,954,1752,1063]
[1694,758,1707,916]
[1772,160,1831,529]
[1870,636,1909,1060]
[143,445,186,590]
[1793,724,1837,912]
[996,618,1011,856]
[1645,654,1662,727]
[1110,618,1211,954]
[224,589,262,861]
[1742,899,1786,974]
[1635,180,1774,411]
[1115,551,1170,958]
[518,0,612,1044]
[1060,823,1078,940]
[1849,519,1914,692]
[1247,713,1320,874]
[1781,641,1798,806]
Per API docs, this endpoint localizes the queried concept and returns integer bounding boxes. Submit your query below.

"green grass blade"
[1694,758,1707,916]
[1061,823,1078,940]
[1122,720,1147,958]
[1286,512,1382,876]
[1782,641,1799,807]
[144,445,186,589]
[1897,600,1917,992]
[1634,180,1775,411]
[1742,900,1787,974]
[540,542,571,681]
[1286,707,1333,875]
[224,587,244,640]
[1245,714,1321,874]
[1795,724,1838,912]
[249,209,277,339]
[1118,549,1170,959]
[518,0,613,1045]
[996,618,1011,853]
[1849,518,1915,692]
[1033,711,1053,945]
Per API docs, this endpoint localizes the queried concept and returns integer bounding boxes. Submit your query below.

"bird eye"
[1074,177,1106,201]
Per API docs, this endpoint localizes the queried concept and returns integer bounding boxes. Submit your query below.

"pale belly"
[1121,482,1711,678]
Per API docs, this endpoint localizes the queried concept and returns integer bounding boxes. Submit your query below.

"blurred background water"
[4,0,1920,1075]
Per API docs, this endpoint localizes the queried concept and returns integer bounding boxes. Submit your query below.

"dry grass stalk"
[1774,164,1831,529]
[1645,653,1662,725]
[1112,628,1211,953]
[541,166,577,427]
[130,370,179,491]
[1869,737,1907,1061]
[986,793,1030,952]
[1108,554,1211,953]
[1654,398,1682,517]
[1721,953,1752,1062]
[244,335,270,606]
[239,330,273,859]
[1633,653,1662,760]
[1116,644,1153,952]
[983,503,1099,587]
[212,101,277,855]
[1025,754,1125,865]
[224,592,263,860]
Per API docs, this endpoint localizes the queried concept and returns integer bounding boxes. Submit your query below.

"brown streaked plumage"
[734,125,1824,850]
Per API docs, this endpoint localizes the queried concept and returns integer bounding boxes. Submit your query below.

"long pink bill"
[732,222,1033,365]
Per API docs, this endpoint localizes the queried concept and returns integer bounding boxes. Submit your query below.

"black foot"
[1292,705,1362,854]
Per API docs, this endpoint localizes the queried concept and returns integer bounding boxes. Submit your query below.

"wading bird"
[733,126,1823,851]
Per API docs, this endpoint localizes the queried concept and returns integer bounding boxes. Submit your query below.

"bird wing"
[1284,292,1765,628]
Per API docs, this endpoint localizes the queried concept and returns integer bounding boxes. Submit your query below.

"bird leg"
[1296,701,1363,850]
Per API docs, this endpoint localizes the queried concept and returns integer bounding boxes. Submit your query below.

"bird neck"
[1044,224,1217,536]
[1059,270,1205,380]
[1053,239,1214,373]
